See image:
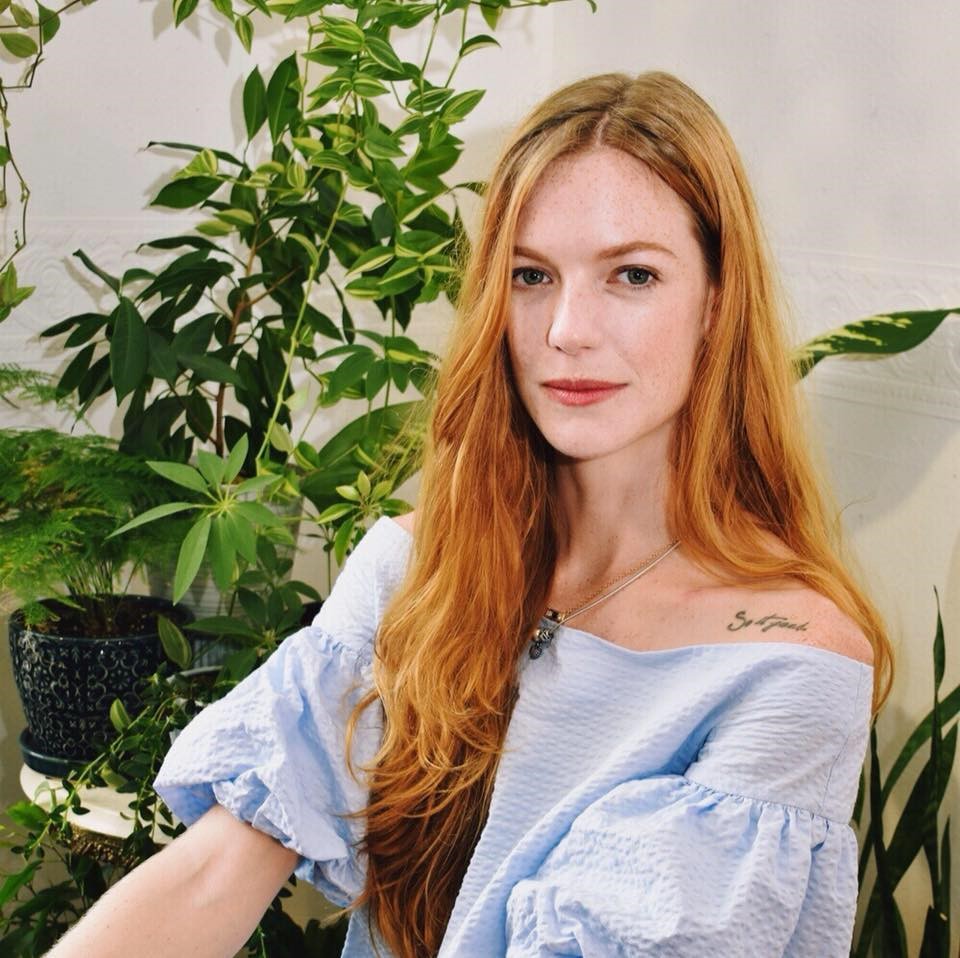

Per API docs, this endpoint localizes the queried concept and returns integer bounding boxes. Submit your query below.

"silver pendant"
[529,609,563,659]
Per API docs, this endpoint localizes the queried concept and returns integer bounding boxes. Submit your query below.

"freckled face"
[505,146,714,464]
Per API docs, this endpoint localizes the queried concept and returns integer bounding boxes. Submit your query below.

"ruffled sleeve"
[504,774,860,957]
[152,517,410,908]
[503,654,873,957]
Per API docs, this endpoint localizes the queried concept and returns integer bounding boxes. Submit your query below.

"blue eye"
[618,267,654,286]
[512,267,548,286]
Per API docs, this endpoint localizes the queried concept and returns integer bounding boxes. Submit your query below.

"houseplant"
[1,0,956,953]
[850,588,957,957]
[0,1,99,323]
[0,1,593,954]
[0,427,192,773]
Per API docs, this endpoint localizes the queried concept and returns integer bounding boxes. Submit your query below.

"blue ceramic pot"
[9,595,192,768]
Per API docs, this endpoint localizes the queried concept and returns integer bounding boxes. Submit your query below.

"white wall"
[1,1,958,952]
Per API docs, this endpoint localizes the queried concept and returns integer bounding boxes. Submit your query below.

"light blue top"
[154,516,874,957]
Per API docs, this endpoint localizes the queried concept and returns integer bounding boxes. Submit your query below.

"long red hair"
[336,71,893,957]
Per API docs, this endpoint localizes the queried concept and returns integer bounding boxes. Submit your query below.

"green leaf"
[152,176,222,209]
[404,145,461,189]
[216,208,255,227]
[0,860,40,907]
[208,513,236,592]
[395,229,452,259]
[243,66,267,139]
[440,89,485,124]
[234,13,253,52]
[347,245,394,275]
[288,231,319,268]
[196,449,226,486]
[316,502,356,523]
[222,433,249,483]
[333,515,354,564]
[352,73,389,98]
[147,460,208,493]
[196,218,235,237]
[233,473,280,497]
[109,698,132,732]
[793,308,959,378]
[233,500,285,529]
[174,514,212,603]
[336,483,361,502]
[459,33,499,57]
[480,2,502,29]
[4,801,47,832]
[364,35,404,75]
[109,501,196,538]
[173,0,200,27]
[10,2,31,25]
[222,508,256,563]
[267,421,294,453]
[73,248,120,293]
[320,15,365,52]
[157,615,192,670]
[266,54,300,144]
[361,125,405,160]
[110,297,148,402]
[178,352,243,386]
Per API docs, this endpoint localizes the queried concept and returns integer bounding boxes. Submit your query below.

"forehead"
[514,146,699,251]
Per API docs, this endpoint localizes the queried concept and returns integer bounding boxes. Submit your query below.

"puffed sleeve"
[504,774,859,957]
[504,657,873,957]
[153,517,410,907]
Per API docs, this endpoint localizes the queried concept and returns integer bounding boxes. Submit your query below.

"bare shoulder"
[718,581,875,666]
[391,510,416,534]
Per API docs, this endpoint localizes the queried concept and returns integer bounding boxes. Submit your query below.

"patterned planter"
[9,595,192,772]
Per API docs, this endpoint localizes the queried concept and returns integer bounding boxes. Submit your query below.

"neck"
[551,446,673,580]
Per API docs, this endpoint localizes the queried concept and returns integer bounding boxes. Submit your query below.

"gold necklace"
[529,539,681,659]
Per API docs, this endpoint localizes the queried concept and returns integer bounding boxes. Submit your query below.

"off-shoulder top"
[154,516,874,957]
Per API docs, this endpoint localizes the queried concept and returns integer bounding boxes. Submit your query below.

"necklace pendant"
[529,610,562,659]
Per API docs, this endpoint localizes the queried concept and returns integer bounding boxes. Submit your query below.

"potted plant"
[0,427,192,775]
[0,2,588,955]
[850,588,957,957]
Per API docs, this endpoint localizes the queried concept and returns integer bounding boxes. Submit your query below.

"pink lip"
[542,379,625,406]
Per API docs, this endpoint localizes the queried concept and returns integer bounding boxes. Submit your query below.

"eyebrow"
[513,240,678,261]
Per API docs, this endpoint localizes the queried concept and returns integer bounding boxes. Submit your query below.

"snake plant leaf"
[792,308,958,379]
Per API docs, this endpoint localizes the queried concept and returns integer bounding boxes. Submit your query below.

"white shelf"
[19,764,176,845]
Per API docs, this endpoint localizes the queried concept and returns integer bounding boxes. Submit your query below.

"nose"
[546,279,597,354]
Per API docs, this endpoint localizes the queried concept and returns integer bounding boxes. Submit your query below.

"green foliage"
[0,2,588,953]
[0,429,185,625]
[852,590,957,956]
[792,308,959,378]
[0,1,98,308]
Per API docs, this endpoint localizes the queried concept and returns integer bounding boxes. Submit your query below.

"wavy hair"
[337,71,894,957]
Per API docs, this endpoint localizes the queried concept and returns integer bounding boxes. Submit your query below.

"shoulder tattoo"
[727,609,810,634]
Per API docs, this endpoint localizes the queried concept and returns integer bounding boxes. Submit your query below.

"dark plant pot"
[9,595,192,770]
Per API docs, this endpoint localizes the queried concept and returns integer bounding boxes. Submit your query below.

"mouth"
[542,379,626,406]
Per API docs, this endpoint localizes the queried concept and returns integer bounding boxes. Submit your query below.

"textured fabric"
[154,516,874,957]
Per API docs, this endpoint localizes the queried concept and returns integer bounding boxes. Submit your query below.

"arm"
[46,804,298,958]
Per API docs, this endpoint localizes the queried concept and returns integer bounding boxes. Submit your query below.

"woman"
[48,71,892,958]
